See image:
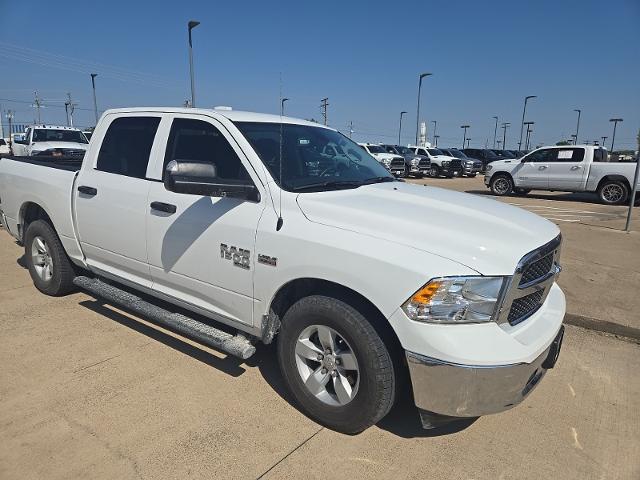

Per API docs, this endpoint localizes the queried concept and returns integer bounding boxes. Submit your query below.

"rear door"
[74,114,162,287]
[145,114,266,326]
[544,147,587,190]
[514,148,553,189]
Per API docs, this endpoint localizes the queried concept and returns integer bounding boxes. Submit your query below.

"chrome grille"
[520,252,554,287]
[508,290,544,325]
[391,158,405,168]
[497,235,562,326]
[449,159,462,170]
[419,159,430,168]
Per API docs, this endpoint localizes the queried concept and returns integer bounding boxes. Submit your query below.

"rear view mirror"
[164,159,259,201]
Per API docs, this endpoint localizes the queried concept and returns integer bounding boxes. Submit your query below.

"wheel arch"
[596,175,630,193]
[18,201,55,241]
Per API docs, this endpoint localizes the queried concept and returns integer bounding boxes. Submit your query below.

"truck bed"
[0,155,83,172]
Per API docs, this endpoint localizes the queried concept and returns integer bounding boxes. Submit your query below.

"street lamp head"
[524,121,535,125]
[188,20,200,30]
[461,125,470,129]
[609,118,623,122]
[526,95,537,100]
[574,108,581,113]
[419,72,432,79]
[282,97,289,103]
[492,116,498,120]
[90,73,97,79]
[401,111,407,115]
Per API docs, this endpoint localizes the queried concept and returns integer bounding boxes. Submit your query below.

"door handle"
[150,201,177,214]
[77,185,97,196]
[538,165,548,170]
[570,165,582,170]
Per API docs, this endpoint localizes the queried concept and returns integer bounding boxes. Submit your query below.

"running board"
[73,276,256,360]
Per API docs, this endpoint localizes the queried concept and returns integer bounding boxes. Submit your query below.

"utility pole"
[398,111,407,145]
[280,97,289,116]
[64,92,77,127]
[518,95,536,149]
[609,118,623,152]
[6,110,14,151]
[601,136,608,147]
[433,134,439,147]
[33,91,42,124]
[460,125,470,149]
[573,109,581,145]
[497,139,502,148]
[492,116,498,148]
[349,121,353,139]
[625,127,640,231]
[524,121,534,150]
[465,138,471,148]
[431,120,437,145]
[90,73,99,124]
[502,122,511,149]
[320,98,329,126]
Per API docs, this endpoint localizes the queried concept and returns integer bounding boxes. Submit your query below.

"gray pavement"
[0,230,638,479]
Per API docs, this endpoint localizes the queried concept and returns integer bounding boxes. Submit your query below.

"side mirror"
[520,158,527,163]
[164,159,259,201]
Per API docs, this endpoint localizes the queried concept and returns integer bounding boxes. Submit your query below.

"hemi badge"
[258,254,277,267]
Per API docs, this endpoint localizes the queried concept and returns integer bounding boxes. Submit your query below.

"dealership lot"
[0,180,639,479]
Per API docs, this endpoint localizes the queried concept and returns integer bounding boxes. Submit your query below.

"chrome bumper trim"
[406,326,564,417]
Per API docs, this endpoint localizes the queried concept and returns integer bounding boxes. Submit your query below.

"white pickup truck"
[11,124,89,158]
[485,145,640,205]
[0,107,565,433]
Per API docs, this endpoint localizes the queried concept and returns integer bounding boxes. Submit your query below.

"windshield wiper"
[290,180,364,192]
[361,176,397,185]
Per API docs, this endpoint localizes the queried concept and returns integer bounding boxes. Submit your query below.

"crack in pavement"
[255,426,324,479]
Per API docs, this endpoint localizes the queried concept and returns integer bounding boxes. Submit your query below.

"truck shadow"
[77,298,247,377]
[466,189,606,205]
[249,344,477,438]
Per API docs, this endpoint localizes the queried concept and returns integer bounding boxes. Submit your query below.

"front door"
[74,114,162,287]
[513,148,553,189]
[145,115,265,326]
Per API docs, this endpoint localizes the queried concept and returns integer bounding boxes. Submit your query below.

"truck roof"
[102,107,330,129]
[28,124,83,131]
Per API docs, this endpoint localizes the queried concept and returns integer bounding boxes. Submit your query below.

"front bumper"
[406,325,564,419]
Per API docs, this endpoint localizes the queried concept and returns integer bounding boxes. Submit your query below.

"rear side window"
[549,148,585,162]
[96,116,160,178]
[163,118,249,181]
[593,148,607,162]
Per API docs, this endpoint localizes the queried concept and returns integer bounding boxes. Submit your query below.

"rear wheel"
[24,220,76,296]
[490,174,513,196]
[277,295,396,434]
[598,180,628,205]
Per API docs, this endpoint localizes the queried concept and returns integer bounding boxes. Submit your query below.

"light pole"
[188,20,200,108]
[524,121,534,150]
[415,72,432,144]
[5,110,14,151]
[570,134,577,145]
[460,125,470,149]
[433,134,440,147]
[492,116,498,148]
[465,138,471,148]
[502,122,511,149]
[518,95,536,149]
[431,120,437,145]
[497,139,502,148]
[398,111,407,145]
[280,97,289,116]
[601,136,608,147]
[89,74,99,124]
[573,109,581,145]
[609,118,623,152]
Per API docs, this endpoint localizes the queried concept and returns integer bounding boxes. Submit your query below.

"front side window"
[96,116,160,178]
[164,118,250,182]
[366,144,386,154]
[525,149,552,162]
[235,122,392,192]
[32,129,88,144]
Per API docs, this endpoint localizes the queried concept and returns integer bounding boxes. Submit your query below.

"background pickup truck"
[485,145,640,205]
[408,146,463,178]
[11,124,89,158]
[0,107,565,433]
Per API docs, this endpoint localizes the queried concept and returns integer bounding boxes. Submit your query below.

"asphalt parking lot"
[1,179,639,480]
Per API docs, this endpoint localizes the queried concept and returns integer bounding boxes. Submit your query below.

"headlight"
[485,165,493,172]
[402,276,507,324]
[382,158,392,165]
[442,160,450,166]
[411,158,420,165]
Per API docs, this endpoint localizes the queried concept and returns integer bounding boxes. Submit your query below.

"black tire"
[598,180,629,205]
[469,173,477,178]
[490,174,514,196]
[277,295,396,434]
[24,220,76,296]
[429,165,440,178]
[514,188,531,195]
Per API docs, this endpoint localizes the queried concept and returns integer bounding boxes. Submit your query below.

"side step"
[73,276,256,360]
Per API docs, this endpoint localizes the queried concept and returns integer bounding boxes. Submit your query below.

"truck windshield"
[428,149,444,156]
[396,146,413,155]
[235,122,394,192]
[32,129,88,144]
[366,145,386,154]
[449,149,468,159]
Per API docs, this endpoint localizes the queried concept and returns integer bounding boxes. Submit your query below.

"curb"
[564,313,640,342]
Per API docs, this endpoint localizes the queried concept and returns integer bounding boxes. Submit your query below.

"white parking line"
[507,203,608,215]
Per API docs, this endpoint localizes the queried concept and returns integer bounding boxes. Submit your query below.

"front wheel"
[429,165,440,178]
[598,180,628,205]
[277,295,396,434]
[490,174,514,196]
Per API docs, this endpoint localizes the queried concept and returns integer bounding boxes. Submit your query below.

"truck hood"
[372,153,402,161]
[31,141,88,151]
[296,181,559,275]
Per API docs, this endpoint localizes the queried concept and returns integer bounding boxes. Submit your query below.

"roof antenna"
[276,72,284,231]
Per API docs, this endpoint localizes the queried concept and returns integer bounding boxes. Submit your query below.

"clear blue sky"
[1,0,638,149]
